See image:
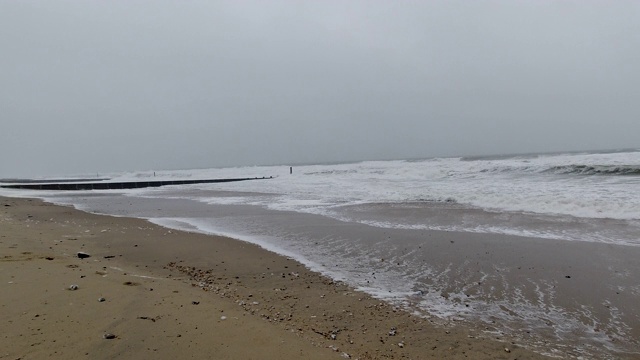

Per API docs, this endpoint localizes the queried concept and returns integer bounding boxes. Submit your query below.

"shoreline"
[46,191,640,358]
[0,195,570,359]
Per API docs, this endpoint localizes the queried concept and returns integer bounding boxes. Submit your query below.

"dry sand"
[1,196,549,359]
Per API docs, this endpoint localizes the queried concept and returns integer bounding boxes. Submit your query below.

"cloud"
[1,1,638,177]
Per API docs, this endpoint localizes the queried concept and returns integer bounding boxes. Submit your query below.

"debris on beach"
[98,297,106,302]
[137,316,157,322]
[77,252,91,259]
[192,301,200,305]
[69,284,79,290]
[103,333,117,340]
[389,327,397,336]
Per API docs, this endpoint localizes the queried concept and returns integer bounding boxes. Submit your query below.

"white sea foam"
[99,151,640,246]
[114,151,640,222]
[4,151,640,245]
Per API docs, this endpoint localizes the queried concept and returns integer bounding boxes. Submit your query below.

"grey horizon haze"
[1,1,639,178]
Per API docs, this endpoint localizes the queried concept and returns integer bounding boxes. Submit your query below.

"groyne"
[1,177,271,191]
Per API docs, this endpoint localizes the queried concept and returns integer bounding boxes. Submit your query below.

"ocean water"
[63,149,640,245]
[3,149,640,358]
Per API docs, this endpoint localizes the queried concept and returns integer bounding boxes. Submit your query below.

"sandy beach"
[0,195,554,359]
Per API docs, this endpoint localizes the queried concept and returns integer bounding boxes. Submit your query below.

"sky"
[1,0,639,177]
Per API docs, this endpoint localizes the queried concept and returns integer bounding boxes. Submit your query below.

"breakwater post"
[1,177,271,191]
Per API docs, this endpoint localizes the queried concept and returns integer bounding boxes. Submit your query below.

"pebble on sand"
[98,297,106,302]
[77,252,91,259]
[69,284,79,290]
[103,333,117,340]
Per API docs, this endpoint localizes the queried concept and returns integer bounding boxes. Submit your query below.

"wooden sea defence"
[1,177,272,191]
[0,178,110,184]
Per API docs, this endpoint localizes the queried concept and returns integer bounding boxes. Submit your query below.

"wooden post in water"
[290,167,292,174]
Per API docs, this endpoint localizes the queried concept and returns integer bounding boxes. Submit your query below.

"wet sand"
[0,196,553,359]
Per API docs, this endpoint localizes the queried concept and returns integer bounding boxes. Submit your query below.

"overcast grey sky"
[1,1,639,177]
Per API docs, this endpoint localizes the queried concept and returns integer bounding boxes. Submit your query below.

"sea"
[3,149,640,359]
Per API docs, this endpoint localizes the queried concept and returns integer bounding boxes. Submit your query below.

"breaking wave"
[542,165,640,176]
